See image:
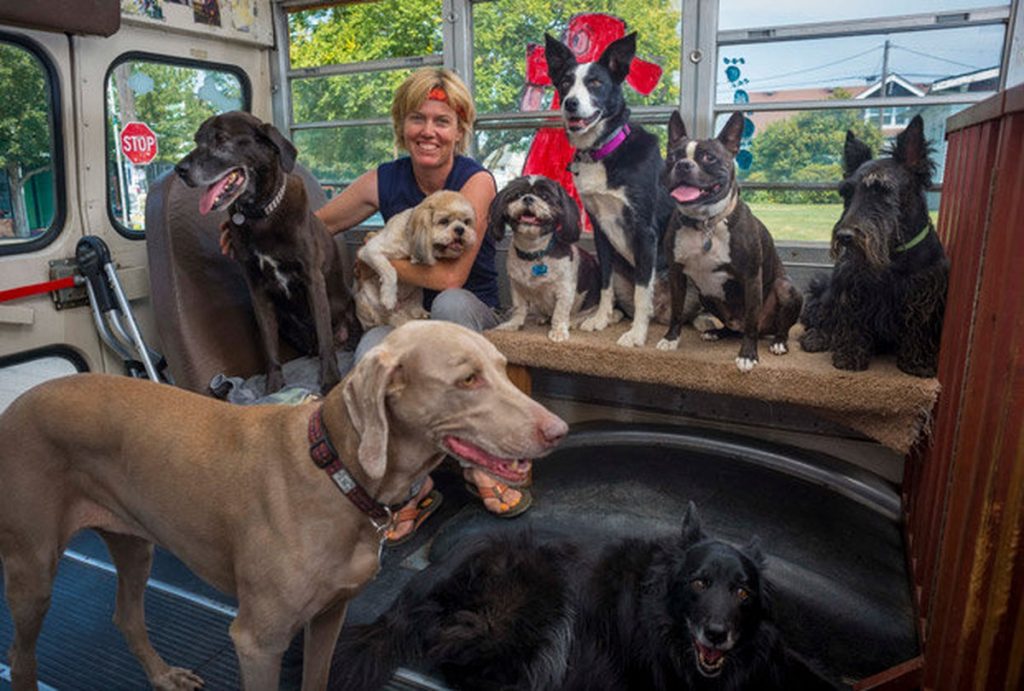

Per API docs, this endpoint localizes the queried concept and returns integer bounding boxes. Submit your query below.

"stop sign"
[120,121,158,165]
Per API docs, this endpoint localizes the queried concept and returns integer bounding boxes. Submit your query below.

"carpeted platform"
[485,322,941,454]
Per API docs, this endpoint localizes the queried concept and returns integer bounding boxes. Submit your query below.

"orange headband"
[427,86,466,121]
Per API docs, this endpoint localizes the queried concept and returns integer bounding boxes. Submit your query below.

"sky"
[714,0,1006,97]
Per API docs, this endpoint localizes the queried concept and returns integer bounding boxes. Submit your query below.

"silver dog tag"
[232,212,246,226]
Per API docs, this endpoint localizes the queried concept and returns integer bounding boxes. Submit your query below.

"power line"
[889,43,982,71]
[734,44,883,86]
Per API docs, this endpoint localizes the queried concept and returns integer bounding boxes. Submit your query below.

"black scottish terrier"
[800,115,948,377]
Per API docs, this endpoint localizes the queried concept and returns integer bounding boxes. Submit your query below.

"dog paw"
[608,309,624,325]
[799,330,829,352]
[494,320,523,332]
[617,328,647,348]
[656,338,679,351]
[735,356,758,372]
[770,341,789,356]
[266,369,285,394]
[701,331,720,342]
[151,666,204,690]
[548,326,570,342]
[580,314,610,332]
[381,285,398,310]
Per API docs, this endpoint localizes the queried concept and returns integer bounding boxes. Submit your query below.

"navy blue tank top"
[377,156,499,309]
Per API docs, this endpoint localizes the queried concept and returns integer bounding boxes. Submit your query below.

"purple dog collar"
[588,124,631,162]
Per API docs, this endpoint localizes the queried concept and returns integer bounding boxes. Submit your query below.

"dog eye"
[587,78,602,88]
[691,578,708,592]
[701,152,717,164]
[437,216,450,225]
[457,372,480,389]
[736,587,750,601]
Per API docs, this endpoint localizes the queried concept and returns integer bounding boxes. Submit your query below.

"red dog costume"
[520,14,663,229]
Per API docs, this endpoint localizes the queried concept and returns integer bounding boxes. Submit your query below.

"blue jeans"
[354,288,499,361]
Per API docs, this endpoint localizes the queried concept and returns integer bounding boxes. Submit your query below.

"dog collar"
[677,190,739,253]
[514,231,558,262]
[308,406,394,533]
[894,223,932,253]
[231,176,288,226]
[579,124,631,163]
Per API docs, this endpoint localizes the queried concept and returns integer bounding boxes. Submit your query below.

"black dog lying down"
[332,503,837,691]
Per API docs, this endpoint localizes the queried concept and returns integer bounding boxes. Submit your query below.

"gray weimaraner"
[0,321,567,690]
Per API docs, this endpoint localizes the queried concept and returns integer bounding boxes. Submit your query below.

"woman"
[317,67,530,544]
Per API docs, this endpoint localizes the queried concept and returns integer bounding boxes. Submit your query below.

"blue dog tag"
[532,264,548,277]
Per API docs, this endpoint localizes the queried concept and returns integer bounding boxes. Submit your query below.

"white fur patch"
[255,251,291,298]
[573,161,633,264]
[685,140,698,161]
[672,221,732,300]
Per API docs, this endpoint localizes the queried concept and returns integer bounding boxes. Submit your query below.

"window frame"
[103,51,253,239]
[0,30,68,257]
[272,0,1016,244]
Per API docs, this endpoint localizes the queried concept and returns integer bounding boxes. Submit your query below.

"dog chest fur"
[672,220,732,301]
[507,250,588,315]
[573,161,633,264]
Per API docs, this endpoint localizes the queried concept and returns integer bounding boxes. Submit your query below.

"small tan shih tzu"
[356,190,477,329]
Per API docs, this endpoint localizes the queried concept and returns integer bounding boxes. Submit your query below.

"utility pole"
[879,39,890,129]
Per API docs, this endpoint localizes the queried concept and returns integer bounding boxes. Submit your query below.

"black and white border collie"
[544,32,673,348]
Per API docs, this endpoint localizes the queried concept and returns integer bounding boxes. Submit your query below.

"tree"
[286,0,683,184]
[741,89,884,203]
[0,43,52,237]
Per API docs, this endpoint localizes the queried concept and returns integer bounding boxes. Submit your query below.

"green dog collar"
[894,223,932,253]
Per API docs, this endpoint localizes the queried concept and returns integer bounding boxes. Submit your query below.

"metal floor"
[1,423,918,689]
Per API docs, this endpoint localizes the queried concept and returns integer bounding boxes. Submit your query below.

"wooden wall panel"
[902,86,1024,691]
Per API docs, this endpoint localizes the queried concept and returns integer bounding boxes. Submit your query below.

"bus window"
[105,55,250,235]
[0,35,63,255]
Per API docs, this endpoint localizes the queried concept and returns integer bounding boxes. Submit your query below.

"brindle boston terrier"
[656,111,803,372]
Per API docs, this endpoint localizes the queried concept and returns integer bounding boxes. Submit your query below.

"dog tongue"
[671,185,703,203]
[199,176,233,216]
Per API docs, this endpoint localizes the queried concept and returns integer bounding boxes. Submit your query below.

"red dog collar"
[308,406,393,527]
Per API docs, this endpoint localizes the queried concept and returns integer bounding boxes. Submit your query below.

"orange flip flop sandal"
[464,481,532,518]
[384,489,443,546]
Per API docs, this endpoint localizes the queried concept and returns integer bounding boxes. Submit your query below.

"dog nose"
[564,96,579,114]
[522,195,535,206]
[174,160,190,179]
[454,225,465,238]
[704,625,728,646]
[537,413,569,447]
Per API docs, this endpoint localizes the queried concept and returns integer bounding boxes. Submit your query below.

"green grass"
[746,203,941,243]
[746,203,841,243]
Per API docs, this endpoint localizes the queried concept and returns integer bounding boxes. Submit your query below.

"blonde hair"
[391,67,475,155]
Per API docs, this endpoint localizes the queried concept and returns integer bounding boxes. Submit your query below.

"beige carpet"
[485,322,940,455]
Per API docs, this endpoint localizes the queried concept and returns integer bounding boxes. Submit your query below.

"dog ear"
[717,112,745,155]
[408,201,437,265]
[599,32,637,84]
[744,535,766,568]
[680,501,705,546]
[342,346,400,480]
[668,110,688,146]
[892,114,935,184]
[544,34,576,84]
[258,122,298,173]
[555,184,582,244]
[487,182,517,241]
[843,130,874,177]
